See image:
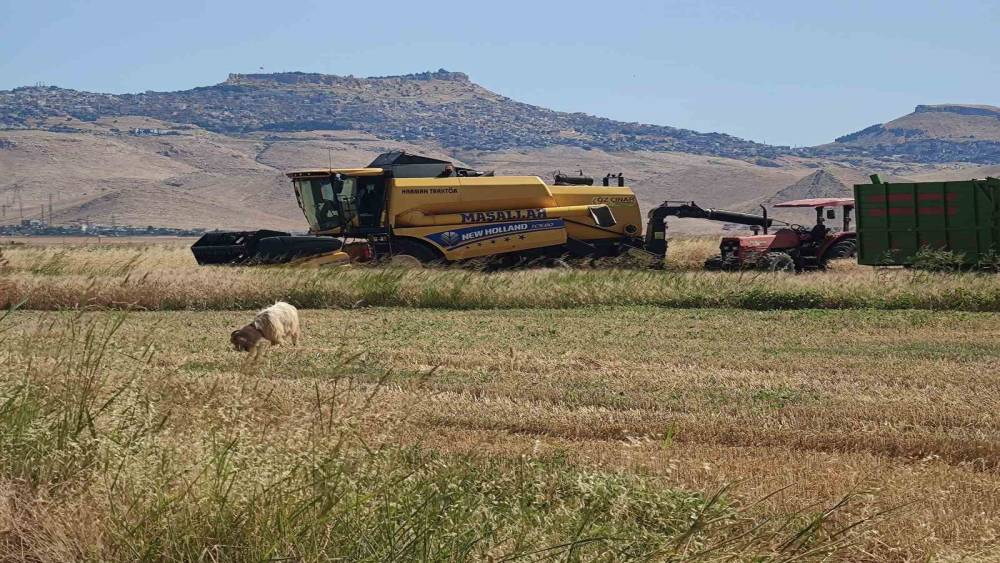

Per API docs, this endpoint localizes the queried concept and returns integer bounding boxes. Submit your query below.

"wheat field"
[1,239,999,560]
[2,240,1000,312]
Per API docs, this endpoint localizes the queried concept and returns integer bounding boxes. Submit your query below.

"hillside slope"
[1,118,986,232]
[761,170,851,204]
[0,119,811,231]
[4,71,999,165]
[0,118,458,230]
[810,104,1000,164]
[0,70,783,160]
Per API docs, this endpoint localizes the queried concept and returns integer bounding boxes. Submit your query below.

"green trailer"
[854,175,1000,266]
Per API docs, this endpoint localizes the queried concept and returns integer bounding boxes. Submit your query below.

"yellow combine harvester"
[191,151,769,267]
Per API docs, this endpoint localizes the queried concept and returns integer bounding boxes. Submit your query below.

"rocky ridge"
[816,104,1000,164]
[0,70,783,160]
[2,71,999,165]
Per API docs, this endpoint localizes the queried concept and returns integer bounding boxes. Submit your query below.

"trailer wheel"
[760,252,795,273]
[389,238,443,266]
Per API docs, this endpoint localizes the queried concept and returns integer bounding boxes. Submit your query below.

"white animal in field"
[230,301,300,360]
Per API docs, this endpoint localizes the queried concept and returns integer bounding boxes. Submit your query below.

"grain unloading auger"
[191,151,779,268]
[642,201,774,257]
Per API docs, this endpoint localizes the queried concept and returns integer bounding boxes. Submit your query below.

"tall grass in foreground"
[0,310,874,560]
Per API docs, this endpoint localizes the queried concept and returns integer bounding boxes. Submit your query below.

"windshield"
[294,175,357,232]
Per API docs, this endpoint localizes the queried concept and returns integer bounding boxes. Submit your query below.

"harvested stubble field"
[1,240,1000,561]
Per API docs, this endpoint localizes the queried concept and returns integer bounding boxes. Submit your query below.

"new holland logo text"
[459,209,547,223]
[460,223,529,241]
[426,219,564,250]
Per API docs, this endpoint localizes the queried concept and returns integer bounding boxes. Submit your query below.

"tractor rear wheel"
[824,240,857,261]
[759,252,796,273]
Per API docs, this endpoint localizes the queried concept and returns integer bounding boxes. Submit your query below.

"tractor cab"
[773,197,855,236]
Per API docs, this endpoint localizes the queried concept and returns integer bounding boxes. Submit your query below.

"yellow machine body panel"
[548,186,641,240]
[382,176,638,259]
[394,222,568,260]
[387,176,557,221]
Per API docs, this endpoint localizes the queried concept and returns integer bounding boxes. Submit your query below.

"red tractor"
[704,198,857,271]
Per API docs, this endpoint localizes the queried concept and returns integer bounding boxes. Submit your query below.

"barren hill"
[762,170,852,205]
[737,169,854,226]
[809,104,1000,164]
[0,70,783,160]
[0,120,811,232]
[0,119,462,230]
[840,104,1000,143]
[0,116,987,233]
[5,71,1000,165]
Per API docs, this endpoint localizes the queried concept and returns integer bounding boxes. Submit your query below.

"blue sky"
[1,0,996,146]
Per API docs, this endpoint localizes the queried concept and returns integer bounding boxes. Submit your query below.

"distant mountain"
[0,70,784,160]
[807,104,1000,164]
[4,70,999,164]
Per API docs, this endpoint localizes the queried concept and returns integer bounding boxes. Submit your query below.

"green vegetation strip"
[4,266,1000,311]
